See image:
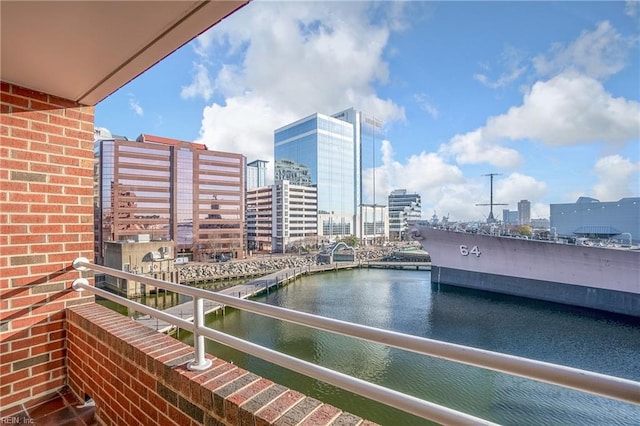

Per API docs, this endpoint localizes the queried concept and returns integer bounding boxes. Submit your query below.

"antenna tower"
[476,173,507,223]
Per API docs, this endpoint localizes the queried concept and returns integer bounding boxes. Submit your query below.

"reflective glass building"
[94,133,245,264]
[274,108,383,241]
[275,113,355,240]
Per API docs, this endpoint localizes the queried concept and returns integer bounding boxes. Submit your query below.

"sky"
[95,1,640,223]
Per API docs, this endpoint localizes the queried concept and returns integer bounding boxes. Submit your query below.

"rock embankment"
[179,247,396,282]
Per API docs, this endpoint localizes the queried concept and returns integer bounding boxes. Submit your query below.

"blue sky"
[96,1,640,222]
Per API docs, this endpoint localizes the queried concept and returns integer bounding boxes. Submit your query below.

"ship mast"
[476,173,507,223]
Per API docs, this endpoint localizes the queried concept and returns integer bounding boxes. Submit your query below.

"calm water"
[179,269,640,425]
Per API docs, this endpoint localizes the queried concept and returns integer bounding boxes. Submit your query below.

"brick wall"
[0,82,95,417]
[67,304,374,425]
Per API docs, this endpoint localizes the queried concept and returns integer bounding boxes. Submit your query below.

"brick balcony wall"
[0,82,95,417]
[67,304,376,425]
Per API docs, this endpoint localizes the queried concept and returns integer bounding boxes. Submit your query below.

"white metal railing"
[72,257,640,425]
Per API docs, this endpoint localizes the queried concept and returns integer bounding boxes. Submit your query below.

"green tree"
[517,225,533,237]
[339,235,359,247]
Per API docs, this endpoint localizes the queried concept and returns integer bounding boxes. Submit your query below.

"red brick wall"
[67,304,371,425]
[0,82,95,417]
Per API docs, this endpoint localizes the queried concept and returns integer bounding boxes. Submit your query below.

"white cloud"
[181,63,213,101]
[438,71,639,170]
[495,173,548,208]
[474,45,527,89]
[199,95,296,177]
[128,94,143,116]
[486,72,640,146]
[439,128,523,167]
[626,1,639,18]
[591,155,640,200]
[193,1,405,157]
[413,93,439,119]
[533,21,632,80]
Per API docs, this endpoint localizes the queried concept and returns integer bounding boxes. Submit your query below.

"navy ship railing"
[72,257,640,425]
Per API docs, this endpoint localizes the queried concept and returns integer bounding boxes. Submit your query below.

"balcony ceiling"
[1,1,248,106]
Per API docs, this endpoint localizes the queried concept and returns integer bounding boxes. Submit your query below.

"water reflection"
[199,269,640,425]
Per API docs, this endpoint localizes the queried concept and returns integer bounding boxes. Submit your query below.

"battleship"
[409,224,640,317]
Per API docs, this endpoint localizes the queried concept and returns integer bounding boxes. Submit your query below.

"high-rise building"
[275,112,355,241]
[518,199,531,225]
[246,159,268,190]
[274,108,383,242]
[273,180,318,252]
[94,133,245,263]
[246,181,318,253]
[332,108,383,239]
[502,209,519,225]
[388,189,422,241]
[246,185,274,253]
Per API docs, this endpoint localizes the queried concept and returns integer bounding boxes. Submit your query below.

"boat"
[409,225,640,317]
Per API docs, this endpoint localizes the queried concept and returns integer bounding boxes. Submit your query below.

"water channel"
[176,268,640,425]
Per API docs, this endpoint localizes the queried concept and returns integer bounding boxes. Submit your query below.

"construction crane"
[476,173,507,223]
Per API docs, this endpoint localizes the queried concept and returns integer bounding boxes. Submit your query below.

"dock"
[135,261,430,332]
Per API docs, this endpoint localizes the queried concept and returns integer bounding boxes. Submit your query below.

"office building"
[246,181,318,253]
[502,209,519,225]
[246,159,268,190]
[550,197,640,244]
[274,108,384,242]
[246,185,274,253]
[361,204,388,245]
[388,189,422,241]
[531,218,550,230]
[275,112,355,241]
[94,133,245,263]
[273,180,318,252]
[518,200,531,225]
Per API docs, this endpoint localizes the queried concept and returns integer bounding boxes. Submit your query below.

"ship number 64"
[460,245,481,257]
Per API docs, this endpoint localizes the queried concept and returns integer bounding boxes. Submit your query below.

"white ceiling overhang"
[1,1,248,106]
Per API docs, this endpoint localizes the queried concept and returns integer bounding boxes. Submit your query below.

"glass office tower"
[94,134,245,264]
[332,108,383,240]
[275,113,355,240]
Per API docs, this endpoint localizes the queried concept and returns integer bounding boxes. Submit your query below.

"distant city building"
[550,197,640,244]
[332,108,384,240]
[246,185,274,253]
[388,189,422,241]
[246,159,268,190]
[502,209,519,225]
[94,133,245,263]
[274,158,313,185]
[518,200,531,225]
[530,218,550,229]
[274,108,383,242]
[273,180,318,253]
[361,204,388,245]
[275,112,356,241]
[246,181,318,253]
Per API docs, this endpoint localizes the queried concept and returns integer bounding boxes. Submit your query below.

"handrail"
[72,257,640,423]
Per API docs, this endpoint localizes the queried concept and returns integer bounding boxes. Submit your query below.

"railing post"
[187,296,212,371]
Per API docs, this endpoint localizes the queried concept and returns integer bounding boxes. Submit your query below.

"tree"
[517,225,533,237]
[339,235,359,247]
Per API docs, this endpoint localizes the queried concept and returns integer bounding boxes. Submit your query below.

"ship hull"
[411,226,640,317]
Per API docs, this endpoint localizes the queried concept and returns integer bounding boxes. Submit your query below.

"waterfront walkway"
[135,261,430,332]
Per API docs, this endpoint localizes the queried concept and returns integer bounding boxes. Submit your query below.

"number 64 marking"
[460,245,481,257]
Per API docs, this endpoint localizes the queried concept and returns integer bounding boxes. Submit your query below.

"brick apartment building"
[94,133,245,264]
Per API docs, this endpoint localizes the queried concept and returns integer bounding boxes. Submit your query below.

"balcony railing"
[72,257,640,425]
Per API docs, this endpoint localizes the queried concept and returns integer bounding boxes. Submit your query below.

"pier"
[136,260,430,332]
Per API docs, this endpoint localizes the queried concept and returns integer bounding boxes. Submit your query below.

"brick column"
[0,82,95,417]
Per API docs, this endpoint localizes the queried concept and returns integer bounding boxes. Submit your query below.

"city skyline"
[96,1,639,222]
